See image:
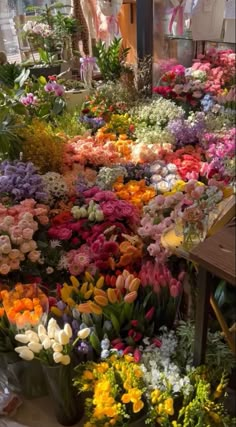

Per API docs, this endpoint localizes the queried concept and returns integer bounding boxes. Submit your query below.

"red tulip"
[134,348,142,363]
[123,346,134,355]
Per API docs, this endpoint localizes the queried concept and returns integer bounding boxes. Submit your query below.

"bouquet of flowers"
[73,354,147,427]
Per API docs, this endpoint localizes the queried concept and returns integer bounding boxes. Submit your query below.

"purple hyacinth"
[0,160,48,202]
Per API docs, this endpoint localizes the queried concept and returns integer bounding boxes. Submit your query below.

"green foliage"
[94,38,130,81]
[176,321,236,377]
[0,112,23,161]
[0,90,26,160]
[0,63,22,89]
[54,110,87,137]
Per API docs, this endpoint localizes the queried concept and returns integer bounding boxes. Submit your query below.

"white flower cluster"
[150,161,181,193]
[140,330,192,396]
[71,200,104,222]
[23,21,53,38]
[131,98,184,129]
[15,319,90,365]
[96,166,127,190]
[41,173,68,205]
[185,68,207,82]
[134,127,174,146]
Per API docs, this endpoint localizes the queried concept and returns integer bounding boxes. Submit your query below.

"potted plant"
[93,37,130,82]
[22,3,78,78]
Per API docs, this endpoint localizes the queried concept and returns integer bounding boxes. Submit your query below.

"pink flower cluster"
[159,146,203,181]
[192,49,236,94]
[20,92,38,106]
[0,199,49,275]
[66,245,91,275]
[63,136,120,167]
[139,193,183,264]
[139,261,184,298]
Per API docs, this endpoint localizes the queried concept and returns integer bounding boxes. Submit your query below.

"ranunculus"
[28,250,41,262]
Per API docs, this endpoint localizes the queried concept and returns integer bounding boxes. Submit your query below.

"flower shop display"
[0,46,235,426]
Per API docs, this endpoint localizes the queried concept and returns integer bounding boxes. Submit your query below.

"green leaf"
[110,314,120,335]
[89,332,101,355]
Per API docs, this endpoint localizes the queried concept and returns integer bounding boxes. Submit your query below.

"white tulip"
[38,324,47,337]
[77,328,90,340]
[58,330,70,345]
[95,210,104,222]
[88,212,95,222]
[15,334,30,344]
[27,331,40,343]
[53,352,63,364]
[61,355,71,366]
[42,337,52,350]
[52,343,63,353]
[19,348,34,361]
[15,345,29,354]
[79,207,87,218]
[64,324,72,339]
[28,342,42,354]
[39,333,48,343]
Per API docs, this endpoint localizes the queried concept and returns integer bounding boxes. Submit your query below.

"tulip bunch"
[113,178,156,209]
[14,318,90,365]
[2,283,48,329]
[77,270,141,316]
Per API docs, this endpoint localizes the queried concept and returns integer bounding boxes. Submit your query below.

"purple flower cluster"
[168,112,206,146]
[0,161,48,202]
[123,162,152,184]
[80,115,106,130]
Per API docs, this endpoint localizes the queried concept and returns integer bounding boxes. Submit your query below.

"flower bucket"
[129,414,148,427]
[64,90,90,112]
[42,364,84,426]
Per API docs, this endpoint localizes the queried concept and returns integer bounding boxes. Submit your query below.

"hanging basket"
[97,0,123,16]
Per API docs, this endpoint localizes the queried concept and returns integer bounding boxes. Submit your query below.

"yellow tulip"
[96,276,105,289]
[85,271,94,283]
[51,306,63,317]
[129,278,141,292]
[94,295,109,306]
[70,276,80,289]
[107,288,118,304]
[80,282,88,295]
[84,290,93,299]
[94,288,107,297]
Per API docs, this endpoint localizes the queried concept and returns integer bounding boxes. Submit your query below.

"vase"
[2,354,47,399]
[129,414,148,426]
[42,364,83,426]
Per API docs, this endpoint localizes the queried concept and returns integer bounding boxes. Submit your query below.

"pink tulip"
[152,338,162,348]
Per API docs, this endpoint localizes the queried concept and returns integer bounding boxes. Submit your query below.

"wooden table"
[190,219,236,366]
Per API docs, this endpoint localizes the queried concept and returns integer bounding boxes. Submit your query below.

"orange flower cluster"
[113,178,156,209]
[95,131,134,162]
[117,238,143,267]
[96,129,116,143]
[2,284,48,328]
[112,134,134,160]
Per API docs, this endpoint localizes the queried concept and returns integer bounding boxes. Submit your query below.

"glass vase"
[42,364,83,426]
[2,354,47,398]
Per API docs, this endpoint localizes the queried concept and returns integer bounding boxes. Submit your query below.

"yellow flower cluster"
[164,180,204,196]
[19,119,65,173]
[151,389,174,424]
[74,355,145,427]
